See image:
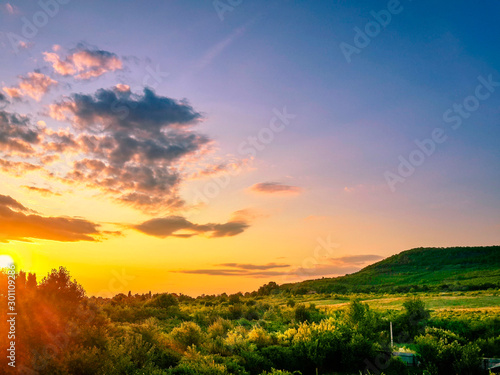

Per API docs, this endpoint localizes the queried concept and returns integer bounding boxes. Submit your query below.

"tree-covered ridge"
[280,246,500,294]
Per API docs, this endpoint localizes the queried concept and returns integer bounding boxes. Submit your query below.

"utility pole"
[390,321,394,349]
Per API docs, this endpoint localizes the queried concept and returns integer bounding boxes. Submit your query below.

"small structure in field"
[392,351,418,367]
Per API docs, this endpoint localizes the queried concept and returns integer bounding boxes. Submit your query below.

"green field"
[305,291,500,311]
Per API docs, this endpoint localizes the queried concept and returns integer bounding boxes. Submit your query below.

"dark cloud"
[43,129,78,153]
[209,221,249,237]
[50,87,201,133]
[46,87,209,210]
[0,47,226,213]
[133,215,249,238]
[0,111,42,154]
[0,93,9,107]
[0,194,29,212]
[0,195,102,242]
[250,182,302,195]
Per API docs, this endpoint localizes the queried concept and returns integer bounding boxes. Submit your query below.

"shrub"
[294,305,310,323]
[208,318,233,339]
[248,326,272,347]
[170,322,204,351]
[244,307,260,321]
[415,328,485,375]
[384,356,408,375]
[151,293,178,309]
[229,304,243,320]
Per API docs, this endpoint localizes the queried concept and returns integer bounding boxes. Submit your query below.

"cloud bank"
[0,87,210,211]
[0,195,103,242]
[46,87,208,210]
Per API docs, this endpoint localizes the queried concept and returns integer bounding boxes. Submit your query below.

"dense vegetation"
[0,246,499,374]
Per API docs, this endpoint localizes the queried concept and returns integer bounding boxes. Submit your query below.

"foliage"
[170,322,205,350]
[415,328,486,375]
[280,246,500,294]
[0,256,498,374]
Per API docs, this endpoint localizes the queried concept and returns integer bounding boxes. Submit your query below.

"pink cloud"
[44,46,123,80]
[3,72,57,101]
[4,3,19,15]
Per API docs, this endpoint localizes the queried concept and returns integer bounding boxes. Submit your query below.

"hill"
[279,246,500,294]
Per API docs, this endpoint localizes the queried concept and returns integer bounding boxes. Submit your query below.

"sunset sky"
[0,1,499,296]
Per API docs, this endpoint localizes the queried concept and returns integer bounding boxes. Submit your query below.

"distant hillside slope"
[280,246,500,294]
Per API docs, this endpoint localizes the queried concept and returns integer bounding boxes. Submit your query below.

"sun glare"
[0,254,14,269]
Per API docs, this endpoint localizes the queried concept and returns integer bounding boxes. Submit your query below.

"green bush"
[293,305,310,323]
[170,322,205,351]
[415,328,486,375]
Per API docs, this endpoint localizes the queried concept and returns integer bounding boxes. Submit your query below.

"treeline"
[1,266,499,374]
[278,281,500,295]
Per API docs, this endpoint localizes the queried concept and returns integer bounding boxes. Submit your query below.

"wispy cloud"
[193,19,253,73]
[0,159,42,176]
[250,182,302,195]
[2,72,57,101]
[216,262,290,270]
[22,186,61,197]
[287,254,384,279]
[44,44,122,79]
[4,3,19,15]
[175,269,288,277]
[175,254,383,279]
